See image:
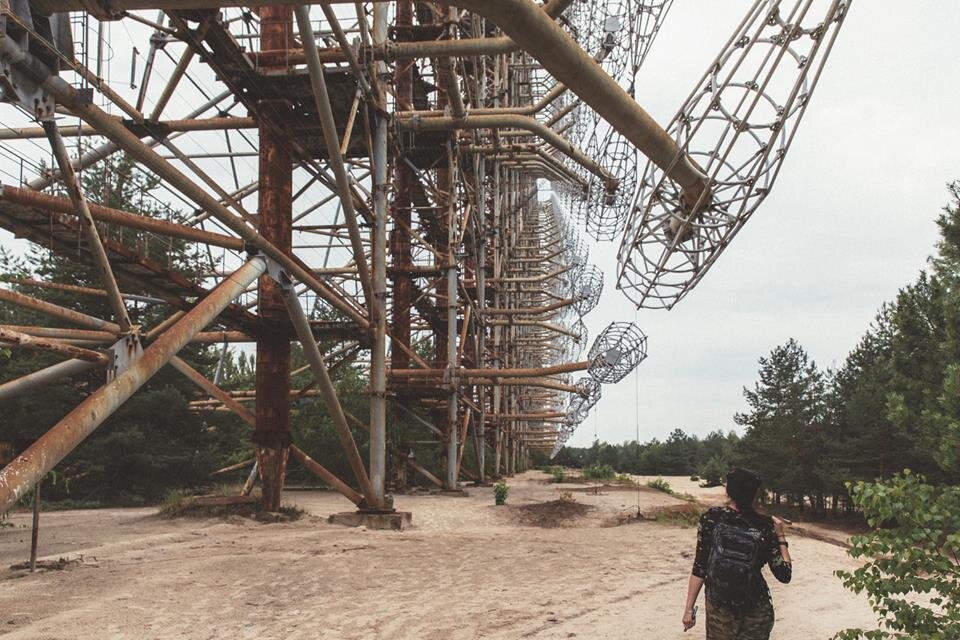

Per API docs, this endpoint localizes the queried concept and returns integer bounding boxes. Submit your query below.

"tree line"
[553,182,960,514]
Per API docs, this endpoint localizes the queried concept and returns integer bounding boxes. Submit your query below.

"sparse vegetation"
[544,466,567,483]
[646,477,674,494]
[159,489,303,522]
[653,503,703,528]
[582,463,616,482]
[494,481,509,506]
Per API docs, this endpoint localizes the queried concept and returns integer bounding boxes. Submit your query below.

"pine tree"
[735,339,829,510]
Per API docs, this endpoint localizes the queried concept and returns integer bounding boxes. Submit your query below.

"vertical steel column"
[255,4,294,512]
[389,0,414,490]
[476,163,487,483]
[474,20,488,483]
[491,58,504,478]
[368,2,390,510]
[445,150,459,490]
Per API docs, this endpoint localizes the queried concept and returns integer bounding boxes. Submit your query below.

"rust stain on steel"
[0,258,267,515]
[0,185,244,250]
[253,4,295,512]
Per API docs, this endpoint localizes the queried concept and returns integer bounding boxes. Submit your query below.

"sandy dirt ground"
[0,471,877,639]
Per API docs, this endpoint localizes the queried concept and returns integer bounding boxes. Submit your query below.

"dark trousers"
[705,598,775,640]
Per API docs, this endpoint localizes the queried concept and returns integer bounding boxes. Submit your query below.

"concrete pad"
[328,510,413,531]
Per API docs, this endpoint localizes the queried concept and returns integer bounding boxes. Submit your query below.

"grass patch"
[543,466,567,483]
[646,477,674,494]
[582,463,616,482]
[653,503,703,527]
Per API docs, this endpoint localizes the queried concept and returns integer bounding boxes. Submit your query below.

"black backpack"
[705,521,764,610]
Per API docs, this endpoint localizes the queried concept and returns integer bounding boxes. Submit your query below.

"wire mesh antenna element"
[588,322,648,384]
[570,264,603,316]
[584,126,638,241]
[616,0,852,310]
[550,377,602,458]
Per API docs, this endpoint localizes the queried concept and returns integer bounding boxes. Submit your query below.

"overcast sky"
[1,2,958,449]
[569,1,960,446]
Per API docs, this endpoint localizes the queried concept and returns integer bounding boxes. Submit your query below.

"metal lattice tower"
[0,0,852,515]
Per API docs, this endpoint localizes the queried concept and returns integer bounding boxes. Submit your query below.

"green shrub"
[549,466,566,483]
[494,481,509,506]
[698,455,727,488]
[655,503,704,527]
[646,477,674,494]
[582,463,616,482]
[834,472,960,639]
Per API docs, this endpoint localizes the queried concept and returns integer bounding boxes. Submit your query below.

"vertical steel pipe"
[255,4,295,512]
[365,1,390,510]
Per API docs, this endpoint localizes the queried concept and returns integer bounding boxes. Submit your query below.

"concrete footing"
[328,510,412,530]
[434,489,470,497]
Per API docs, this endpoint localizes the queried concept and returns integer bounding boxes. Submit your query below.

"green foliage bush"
[547,466,566,483]
[646,477,674,494]
[493,481,508,506]
[834,472,960,639]
[581,463,616,482]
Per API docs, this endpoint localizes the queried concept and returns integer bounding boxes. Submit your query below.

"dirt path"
[0,472,876,639]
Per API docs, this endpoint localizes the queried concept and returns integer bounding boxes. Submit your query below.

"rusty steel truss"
[0,0,851,515]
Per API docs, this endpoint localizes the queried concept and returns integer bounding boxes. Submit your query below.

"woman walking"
[681,468,792,639]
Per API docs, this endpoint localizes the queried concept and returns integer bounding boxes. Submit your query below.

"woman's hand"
[772,515,788,538]
[682,608,697,631]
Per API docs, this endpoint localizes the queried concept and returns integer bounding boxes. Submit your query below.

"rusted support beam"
[0,185,245,251]
[255,36,516,67]
[289,445,364,506]
[0,37,368,329]
[366,2,390,510]
[212,457,256,475]
[294,5,372,307]
[169,356,257,426]
[278,272,376,503]
[43,120,133,334]
[491,411,565,420]
[405,456,444,489]
[0,287,120,333]
[389,360,591,379]
[0,117,258,140]
[0,277,164,305]
[0,327,111,365]
[396,113,617,191]
[0,358,99,403]
[482,297,575,315]
[0,326,115,342]
[0,256,268,514]
[255,3,296,513]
